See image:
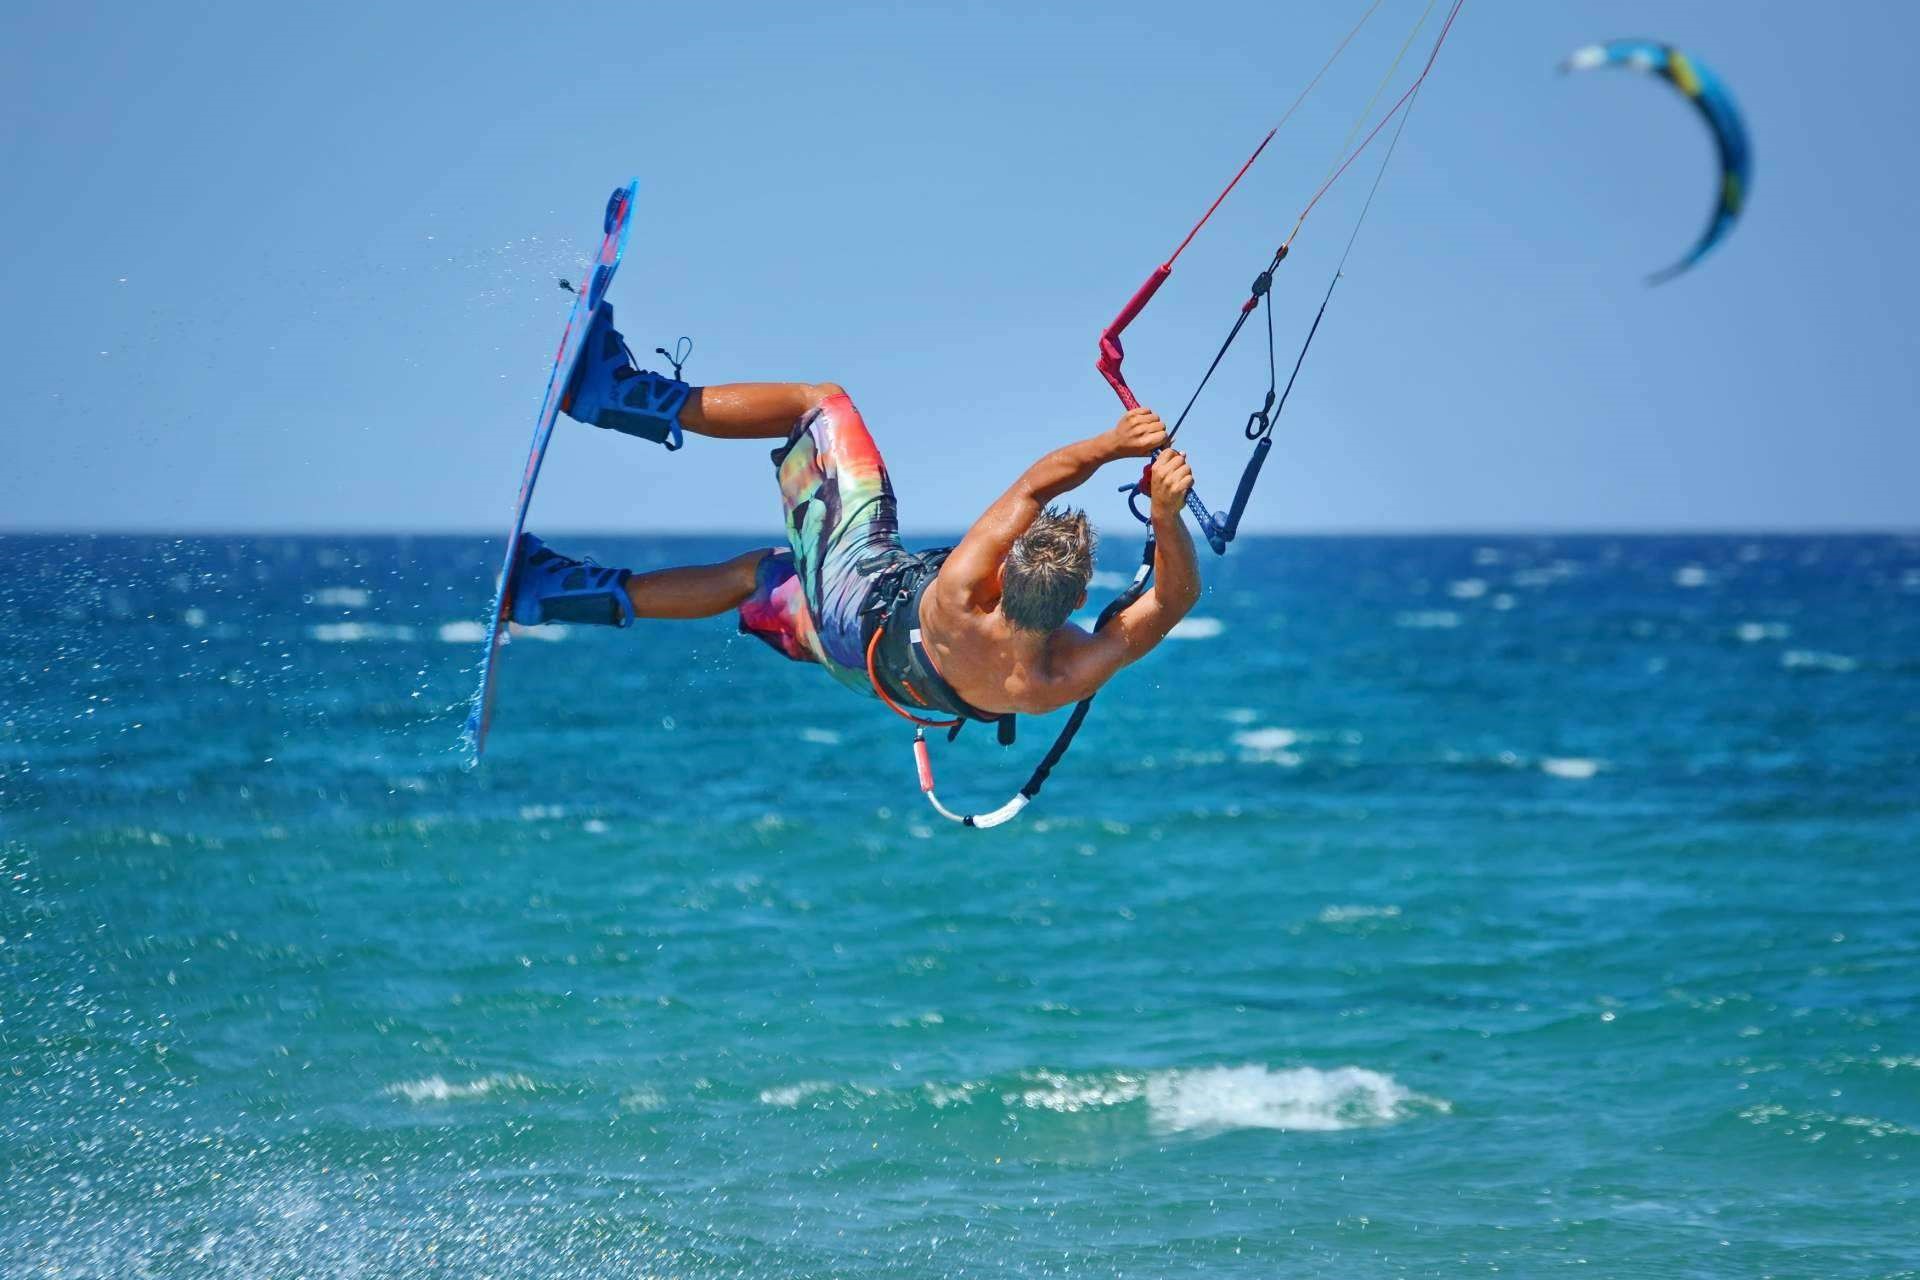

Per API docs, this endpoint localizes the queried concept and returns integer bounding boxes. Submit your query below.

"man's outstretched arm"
[1055,449,1203,696]
[940,408,1168,608]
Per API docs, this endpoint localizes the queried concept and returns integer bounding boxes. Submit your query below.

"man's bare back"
[918,408,1202,716]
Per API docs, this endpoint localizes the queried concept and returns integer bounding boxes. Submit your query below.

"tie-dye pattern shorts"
[737,391,903,697]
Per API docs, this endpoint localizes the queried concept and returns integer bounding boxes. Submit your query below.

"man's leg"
[508,537,770,627]
[622,548,770,619]
[514,383,850,628]
[678,382,844,441]
[564,296,838,448]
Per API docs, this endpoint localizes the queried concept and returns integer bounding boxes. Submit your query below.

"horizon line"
[0,525,1914,540]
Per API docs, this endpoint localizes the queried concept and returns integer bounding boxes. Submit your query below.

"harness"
[862,545,1154,829]
[861,548,1015,744]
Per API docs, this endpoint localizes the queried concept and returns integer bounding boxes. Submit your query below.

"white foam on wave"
[1541,756,1601,780]
[1168,616,1224,640]
[386,1073,536,1103]
[1143,1064,1439,1134]
[311,586,371,608]
[1447,578,1488,600]
[1008,1069,1145,1114]
[1233,727,1302,767]
[1734,621,1790,643]
[1233,727,1298,751]
[1673,565,1711,588]
[1318,904,1402,924]
[1740,1101,1915,1141]
[439,620,488,643]
[1394,610,1461,630]
[1782,650,1858,673]
[800,727,842,746]
[760,1080,867,1107]
[309,622,416,643]
[772,1064,1444,1135]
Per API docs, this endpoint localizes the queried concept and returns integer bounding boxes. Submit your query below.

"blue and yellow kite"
[1563,39,1752,285]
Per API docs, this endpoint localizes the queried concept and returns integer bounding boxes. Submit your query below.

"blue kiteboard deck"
[465,181,638,760]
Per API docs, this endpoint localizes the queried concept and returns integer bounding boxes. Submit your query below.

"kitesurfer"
[504,304,1202,723]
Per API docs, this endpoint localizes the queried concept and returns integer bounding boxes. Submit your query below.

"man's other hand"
[1149,449,1194,517]
[1104,407,1169,460]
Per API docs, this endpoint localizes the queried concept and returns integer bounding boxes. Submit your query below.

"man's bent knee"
[811,381,846,404]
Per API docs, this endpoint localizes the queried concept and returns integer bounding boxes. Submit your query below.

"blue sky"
[3,1,1915,534]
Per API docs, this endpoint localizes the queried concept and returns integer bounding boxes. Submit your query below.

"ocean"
[2,532,1915,1278]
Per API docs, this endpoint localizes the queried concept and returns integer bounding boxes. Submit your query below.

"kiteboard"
[465,180,638,760]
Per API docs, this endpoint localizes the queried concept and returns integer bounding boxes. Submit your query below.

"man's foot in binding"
[507,535,636,627]
[560,302,689,449]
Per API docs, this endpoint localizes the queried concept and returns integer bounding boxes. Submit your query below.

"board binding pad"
[465,181,639,760]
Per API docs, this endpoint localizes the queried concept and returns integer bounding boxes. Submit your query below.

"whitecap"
[768,1064,1444,1136]
[1233,727,1299,752]
[923,1080,985,1108]
[1008,1069,1146,1114]
[1782,650,1857,673]
[1168,616,1224,640]
[1447,578,1488,600]
[1394,610,1461,629]
[439,620,488,643]
[309,622,415,643]
[759,1080,848,1107]
[386,1073,536,1103]
[1673,565,1710,588]
[800,727,842,745]
[1734,622,1790,643]
[311,586,371,609]
[1318,904,1402,924]
[1144,1064,1444,1134]
[182,607,207,628]
[1541,757,1601,780]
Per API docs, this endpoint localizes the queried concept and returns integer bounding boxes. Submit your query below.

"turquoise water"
[3,533,1916,1278]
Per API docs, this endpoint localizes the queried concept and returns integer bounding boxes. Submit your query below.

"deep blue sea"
[2,533,1916,1278]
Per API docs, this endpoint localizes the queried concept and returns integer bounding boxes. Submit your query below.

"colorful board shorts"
[737,392,903,697]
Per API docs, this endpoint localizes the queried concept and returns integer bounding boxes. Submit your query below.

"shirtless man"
[505,304,1201,724]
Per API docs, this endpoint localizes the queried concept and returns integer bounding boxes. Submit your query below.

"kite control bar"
[1093,0,1465,556]
[1094,130,1275,556]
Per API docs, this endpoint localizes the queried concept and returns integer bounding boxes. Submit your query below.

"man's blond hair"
[1002,506,1096,632]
